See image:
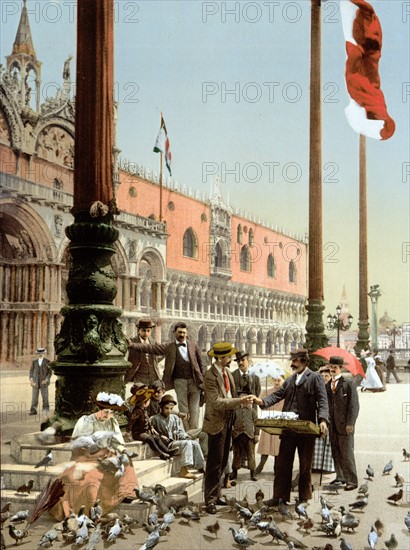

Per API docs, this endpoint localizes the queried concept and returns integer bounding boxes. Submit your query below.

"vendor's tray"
[255,418,320,436]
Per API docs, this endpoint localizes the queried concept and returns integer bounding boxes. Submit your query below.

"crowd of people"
[37,318,404,517]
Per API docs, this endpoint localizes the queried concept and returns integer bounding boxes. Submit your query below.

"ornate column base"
[354,319,370,356]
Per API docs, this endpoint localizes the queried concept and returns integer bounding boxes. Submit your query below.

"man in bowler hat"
[126,318,162,386]
[232,350,261,399]
[29,347,52,416]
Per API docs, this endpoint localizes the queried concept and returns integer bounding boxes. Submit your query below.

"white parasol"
[248,362,285,379]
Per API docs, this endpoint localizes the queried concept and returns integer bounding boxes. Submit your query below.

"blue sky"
[1,0,409,326]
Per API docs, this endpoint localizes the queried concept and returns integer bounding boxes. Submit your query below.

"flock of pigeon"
[0,449,409,548]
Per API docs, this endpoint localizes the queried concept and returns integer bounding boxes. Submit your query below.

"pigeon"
[394,473,404,487]
[234,502,253,521]
[366,464,375,480]
[297,518,314,533]
[0,502,11,529]
[98,454,126,478]
[374,518,384,536]
[255,520,270,533]
[316,519,341,538]
[37,528,60,548]
[249,506,266,526]
[404,512,410,531]
[36,422,62,445]
[140,526,160,550]
[321,483,341,494]
[384,533,398,550]
[294,499,308,519]
[255,489,264,502]
[106,518,122,542]
[204,520,220,538]
[278,499,293,520]
[387,488,403,504]
[8,524,28,545]
[283,531,309,548]
[320,496,334,510]
[321,503,331,523]
[228,527,256,548]
[339,538,353,550]
[85,524,102,550]
[382,460,393,475]
[357,482,369,495]
[15,479,34,495]
[75,520,89,545]
[121,512,138,532]
[368,525,378,549]
[348,495,368,511]
[147,508,158,526]
[179,508,200,522]
[403,448,410,461]
[34,449,53,471]
[10,510,29,523]
[135,487,159,504]
[311,545,334,550]
[340,511,360,532]
[89,500,103,523]
[267,516,285,544]
[160,507,175,531]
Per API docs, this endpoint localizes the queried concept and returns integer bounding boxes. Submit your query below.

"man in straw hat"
[29,347,52,416]
[326,356,360,491]
[254,348,329,506]
[203,342,256,514]
[126,319,161,386]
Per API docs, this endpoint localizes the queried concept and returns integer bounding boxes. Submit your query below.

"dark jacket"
[125,335,162,383]
[128,340,205,391]
[261,368,329,425]
[326,376,359,434]
[128,405,153,441]
[232,369,261,397]
[29,358,51,387]
[232,406,259,439]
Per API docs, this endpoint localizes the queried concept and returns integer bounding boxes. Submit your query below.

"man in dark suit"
[29,347,52,416]
[125,319,162,386]
[254,348,329,505]
[327,355,360,491]
[127,322,205,430]
[202,342,256,514]
[232,351,261,398]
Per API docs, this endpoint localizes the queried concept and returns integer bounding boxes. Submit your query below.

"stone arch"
[0,89,23,148]
[35,121,75,168]
[136,247,165,281]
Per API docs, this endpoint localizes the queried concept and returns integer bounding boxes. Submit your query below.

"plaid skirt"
[312,435,335,472]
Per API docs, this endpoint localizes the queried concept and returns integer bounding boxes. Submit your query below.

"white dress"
[361,357,383,390]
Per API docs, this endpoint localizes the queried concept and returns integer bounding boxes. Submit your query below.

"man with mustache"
[254,348,329,506]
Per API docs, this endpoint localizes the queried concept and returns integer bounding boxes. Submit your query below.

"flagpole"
[159,112,163,222]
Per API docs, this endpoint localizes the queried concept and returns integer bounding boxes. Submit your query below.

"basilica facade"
[0,3,307,369]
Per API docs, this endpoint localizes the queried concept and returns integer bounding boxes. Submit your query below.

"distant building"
[0,3,307,368]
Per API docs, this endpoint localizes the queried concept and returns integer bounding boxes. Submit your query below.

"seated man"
[150,394,205,478]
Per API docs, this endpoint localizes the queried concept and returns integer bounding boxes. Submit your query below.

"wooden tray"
[255,418,320,436]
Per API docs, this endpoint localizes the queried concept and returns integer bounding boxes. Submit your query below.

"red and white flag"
[153,116,172,175]
[340,0,395,140]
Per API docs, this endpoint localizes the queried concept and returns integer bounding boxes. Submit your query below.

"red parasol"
[312,347,366,378]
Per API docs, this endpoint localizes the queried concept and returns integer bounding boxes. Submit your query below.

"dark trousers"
[329,427,358,485]
[273,434,315,502]
[30,385,49,412]
[204,424,232,505]
[232,434,256,471]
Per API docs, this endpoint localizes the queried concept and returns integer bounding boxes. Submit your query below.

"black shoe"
[29,410,37,416]
[344,484,358,491]
[216,497,228,506]
[330,479,345,485]
[159,452,171,460]
[205,503,217,514]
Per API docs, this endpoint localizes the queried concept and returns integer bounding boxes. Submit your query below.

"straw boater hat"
[234,350,249,362]
[328,356,348,366]
[129,387,155,406]
[160,394,177,406]
[36,347,46,354]
[207,342,238,358]
[137,318,155,329]
[94,392,128,411]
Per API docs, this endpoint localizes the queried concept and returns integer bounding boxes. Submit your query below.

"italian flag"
[153,116,172,175]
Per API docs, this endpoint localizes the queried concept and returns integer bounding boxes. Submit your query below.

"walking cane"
[319,434,327,486]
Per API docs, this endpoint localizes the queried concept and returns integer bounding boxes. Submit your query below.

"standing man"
[232,350,261,398]
[128,322,205,430]
[203,342,255,514]
[29,348,52,416]
[254,348,329,506]
[386,350,402,384]
[327,356,360,491]
[125,319,162,387]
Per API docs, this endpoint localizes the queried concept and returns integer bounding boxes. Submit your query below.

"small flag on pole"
[340,0,395,140]
[153,116,172,175]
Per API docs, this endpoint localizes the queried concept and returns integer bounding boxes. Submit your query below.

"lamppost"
[326,305,353,347]
[387,320,401,350]
[368,284,382,350]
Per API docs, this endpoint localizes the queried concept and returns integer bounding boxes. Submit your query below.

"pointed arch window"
[237,224,243,244]
[289,260,297,283]
[249,228,254,246]
[240,245,251,272]
[183,228,198,259]
[267,253,276,278]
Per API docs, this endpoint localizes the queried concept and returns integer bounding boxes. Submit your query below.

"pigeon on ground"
[10,510,29,523]
[283,531,309,548]
[179,508,200,522]
[34,449,53,471]
[297,518,314,533]
[321,502,331,523]
[37,527,60,548]
[387,488,403,504]
[340,511,360,533]
[75,520,89,545]
[85,524,102,550]
[384,533,398,550]
[357,482,368,495]
[368,525,378,549]
[135,487,159,504]
[140,526,160,550]
[294,499,308,519]
[404,512,410,531]
[160,507,175,531]
[255,489,264,503]
[267,517,285,544]
[382,460,393,475]
[8,524,28,545]
[249,506,266,526]
[316,519,341,538]
[374,518,384,536]
[278,499,293,520]
[311,545,334,550]
[366,464,375,480]
[228,527,256,548]
[15,479,34,495]
[147,508,158,526]
[234,502,253,521]
[255,520,269,533]
[394,473,404,487]
[320,496,334,510]
[204,520,220,538]
[89,500,103,523]
[121,512,138,532]
[321,484,341,494]
[348,495,368,511]
[339,538,353,550]
[402,448,410,461]
[106,518,122,542]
